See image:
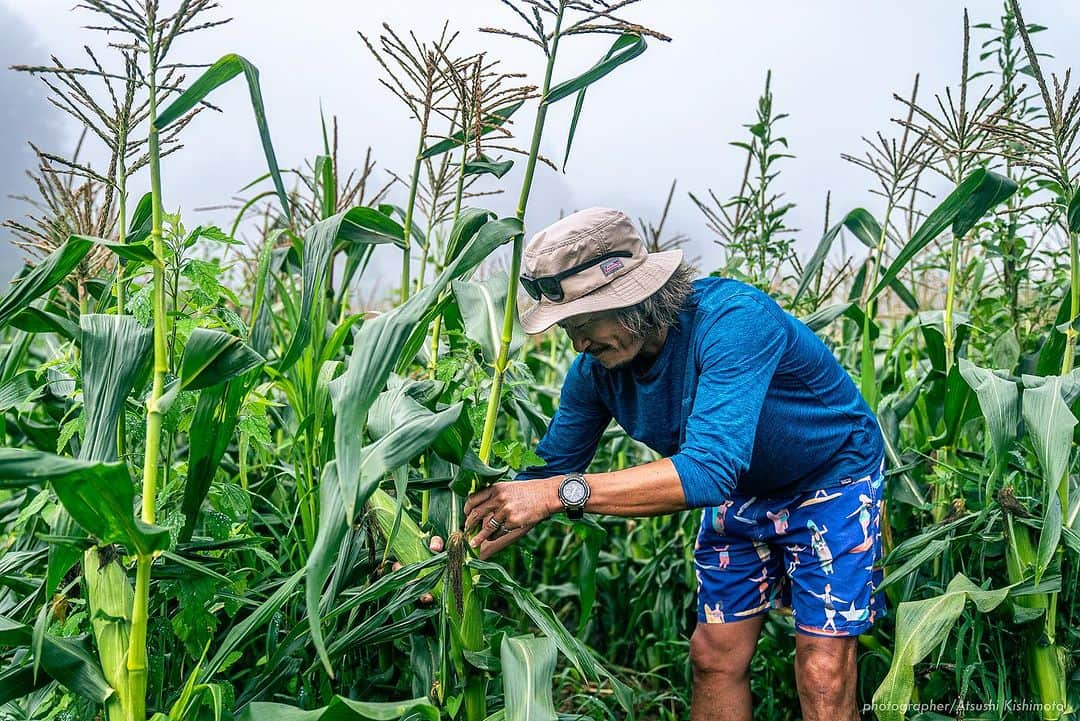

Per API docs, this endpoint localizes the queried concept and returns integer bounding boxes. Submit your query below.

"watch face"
[561,478,588,505]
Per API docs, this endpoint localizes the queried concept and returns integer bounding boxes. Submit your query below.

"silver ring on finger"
[488,516,504,531]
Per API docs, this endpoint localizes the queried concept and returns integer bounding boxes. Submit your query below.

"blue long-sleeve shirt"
[517,277,885,507]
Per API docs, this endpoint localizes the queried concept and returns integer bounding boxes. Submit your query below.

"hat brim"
[518,249,684,334]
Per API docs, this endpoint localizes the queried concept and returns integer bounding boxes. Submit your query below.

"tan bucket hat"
[518,207,683,334]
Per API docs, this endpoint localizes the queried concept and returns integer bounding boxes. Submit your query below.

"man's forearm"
[583,458,689,516]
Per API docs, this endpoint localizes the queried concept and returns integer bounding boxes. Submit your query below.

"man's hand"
[463,477,562,558]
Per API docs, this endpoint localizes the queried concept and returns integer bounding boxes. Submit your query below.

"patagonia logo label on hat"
[600,258,624,276]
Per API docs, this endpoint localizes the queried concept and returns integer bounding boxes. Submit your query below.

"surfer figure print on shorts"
[713,544,731,569]
[785,543,807,576]
[845,493,875,553]
[711,500,735,534]
[810,583,847,634]
[703,600,725,624]
[796,488,842,510]
[766,507,790,535]
[806,519,834,574]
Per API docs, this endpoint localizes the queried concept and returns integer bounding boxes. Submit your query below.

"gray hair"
[614,262,696,339]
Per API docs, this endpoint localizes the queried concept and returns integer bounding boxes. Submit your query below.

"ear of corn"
[83,547,134,721]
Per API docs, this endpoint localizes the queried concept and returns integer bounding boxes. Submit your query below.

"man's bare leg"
[689,615,764,721]
[794,633,860,721]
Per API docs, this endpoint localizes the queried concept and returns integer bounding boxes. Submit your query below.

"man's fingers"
[465,500,501,532]
[477,525,529,560]
[463,487,494,517]
[428,535,444,553]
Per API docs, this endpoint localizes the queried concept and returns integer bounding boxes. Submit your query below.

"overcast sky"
[2,1,1079,290]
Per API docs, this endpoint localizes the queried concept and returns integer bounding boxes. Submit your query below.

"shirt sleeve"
[670,293,788,507]
[516,354,612,480]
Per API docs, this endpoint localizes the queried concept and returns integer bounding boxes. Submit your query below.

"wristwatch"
[558,473,591,519]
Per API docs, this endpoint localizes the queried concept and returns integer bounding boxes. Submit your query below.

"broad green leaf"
[1068,187,1080,233]
[239,696,439,721]
[800,302,879,339]
[420,102,524,160]
[444,208,495,266]
[329,217,522,523]
[952,171,1019,238]
[870,170,1017,301]
[0,235,152,329]
[0,370,41,412]
[872,574,1010,721]
[501,635,558,721]
[0,450,168,555]
[876,538,950,595]
[80,314,153,462]
[10,307,81,340]
[179,328,264,391]
[560,34,646,168]
[464,155,514,179]
[958,359,1018,464]
[0,615,111,704]
[453,272,525,364]
[277,206,404,373]
[1021,372,1079,582]
[156,54,291,220]
[471,558,632,713]
[127,192,153,245]
[179,377,249,542]
[304,462,349,678]
[545,34,647,105]
[1036,288,1072,375]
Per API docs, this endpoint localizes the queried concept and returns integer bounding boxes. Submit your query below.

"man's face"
[558,311,643,370]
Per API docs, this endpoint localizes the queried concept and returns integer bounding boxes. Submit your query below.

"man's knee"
[795,636,856,692]
[689,621,760,679]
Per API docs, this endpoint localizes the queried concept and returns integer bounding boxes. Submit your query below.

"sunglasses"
[519,250,633,302]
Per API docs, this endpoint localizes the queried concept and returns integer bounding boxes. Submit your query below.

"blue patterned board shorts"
[695,459,887,637]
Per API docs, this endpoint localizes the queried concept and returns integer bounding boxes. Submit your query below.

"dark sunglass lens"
[537,277,563,302]
[518,276,542,300]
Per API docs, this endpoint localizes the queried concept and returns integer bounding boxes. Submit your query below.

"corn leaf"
[501,635,558,721]
[0,615,111,704]
[0,235,153,329]
[872,574,1010,721]
[127,192,153,244]
[199,568,305,683]
[80,315,153,462]
[463,155,514,179]
[277,206,405,373]
[10,307,81,341]
[329,217,521,524]
[1037,288,1072,375]
[420,101,524,160]
[0,370,42,412]
[1068,187,1080,233]
[870,170,1017,301]
[0,449,168,555]
[546,34,646,105]
[239,696,439,721]
[958,359,1019,464]
[179,328,264,391]
[559,34,646,168]
[179,378,249,542]
[156,54,291,220]
[1021,372,1080,582]
[453,272,525,364]
[472,558,633,714]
